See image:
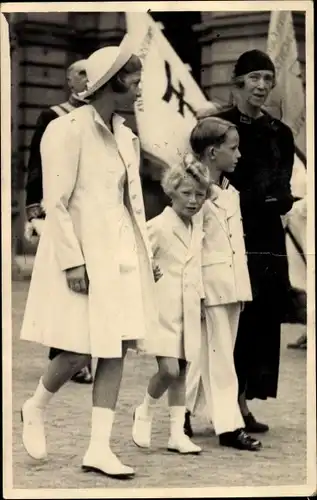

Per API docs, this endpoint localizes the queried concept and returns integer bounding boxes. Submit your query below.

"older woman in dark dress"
[185,50,295,436]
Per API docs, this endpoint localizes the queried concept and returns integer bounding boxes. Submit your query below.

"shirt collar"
[90,105,126,131]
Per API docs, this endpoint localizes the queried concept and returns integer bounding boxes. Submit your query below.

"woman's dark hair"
[90,54,142,98]
[190,117,237,159]
[110,54,142,93]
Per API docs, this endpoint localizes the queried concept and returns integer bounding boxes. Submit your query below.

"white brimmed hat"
[79,34,135,99]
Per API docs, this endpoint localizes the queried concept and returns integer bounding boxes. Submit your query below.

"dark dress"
[216,106,295,400]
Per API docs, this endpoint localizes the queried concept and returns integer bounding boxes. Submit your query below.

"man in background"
[24,59,93,384]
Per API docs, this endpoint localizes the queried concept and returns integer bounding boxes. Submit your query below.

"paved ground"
[9,277,310,492]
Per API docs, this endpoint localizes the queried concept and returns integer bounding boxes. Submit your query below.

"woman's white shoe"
[21,398,47,460]
[167,434,202,454]
[82,448,135,478]
[132,405,152,448]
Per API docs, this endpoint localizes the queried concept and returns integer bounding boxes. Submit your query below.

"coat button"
[132,194,137,200]
[229,233,233,238]
[233,251,236,254]
[135,208,142,214]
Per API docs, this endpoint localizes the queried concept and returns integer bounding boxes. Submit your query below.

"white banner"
[126,12,212,169]
[266,11,307,286]
[266,10,306,158]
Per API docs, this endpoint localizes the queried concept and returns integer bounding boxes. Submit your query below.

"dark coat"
[216,106,295,400]
[217,106,294,299]
[141,176,171,221]
[25,108,59,219]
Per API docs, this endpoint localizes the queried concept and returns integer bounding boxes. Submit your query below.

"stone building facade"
[6,11,305,254]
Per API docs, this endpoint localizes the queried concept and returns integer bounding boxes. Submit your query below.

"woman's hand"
[66,265,89,294]
[152,262,163,282]
[24,218,45,243]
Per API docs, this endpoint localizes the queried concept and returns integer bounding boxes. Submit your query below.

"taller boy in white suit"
[186,117,262,451]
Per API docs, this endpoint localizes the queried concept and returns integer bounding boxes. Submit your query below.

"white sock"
[140,392,158,418]
[169,406,186,438]
[88,407,114,451]
[31,377,54,409]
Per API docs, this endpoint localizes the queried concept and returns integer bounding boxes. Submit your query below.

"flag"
[126,12,213,169]
[266,10,306,198]
[266,11,307,290]
[266,10,306,158]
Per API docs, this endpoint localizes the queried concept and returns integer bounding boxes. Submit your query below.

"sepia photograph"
[1,1,315,498]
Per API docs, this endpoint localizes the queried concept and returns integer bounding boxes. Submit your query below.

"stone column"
[9,13,25,279]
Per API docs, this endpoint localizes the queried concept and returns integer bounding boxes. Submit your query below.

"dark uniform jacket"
[25,103,81,221]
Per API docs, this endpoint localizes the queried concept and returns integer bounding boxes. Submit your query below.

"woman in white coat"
[20,36,158,478]
[185,117,262,451]
[132,157,209,455]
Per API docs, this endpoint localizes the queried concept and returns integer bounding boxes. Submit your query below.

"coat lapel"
[206,197,229,237]
[162,207,190,248]
[186,214,204,262]
[92,108,139,173]
[209,185,240,225]
[112,116,140,173]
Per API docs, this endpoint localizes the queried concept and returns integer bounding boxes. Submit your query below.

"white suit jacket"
[202,184,252,306]
[143,207,204,362]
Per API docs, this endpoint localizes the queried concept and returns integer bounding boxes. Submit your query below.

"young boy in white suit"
[185,117,262,451]
[132,157,210,454]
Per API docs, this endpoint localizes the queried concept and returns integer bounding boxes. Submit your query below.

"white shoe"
[82,447,135,479]
[21,398,47,460]
[167,434,202,455]
[132,405,152,449]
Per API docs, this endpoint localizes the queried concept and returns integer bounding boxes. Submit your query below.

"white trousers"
[186,303,245,435]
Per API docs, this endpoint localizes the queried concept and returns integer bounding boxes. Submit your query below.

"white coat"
[20,105,158,358]
[202,184,252,306]
[140,207,205,362]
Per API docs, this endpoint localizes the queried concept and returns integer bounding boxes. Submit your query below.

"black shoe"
[183,410,193,438]
[243,413,269,433]
[219,429,262,451]
[287,334,307,350]
[71,366,93,384]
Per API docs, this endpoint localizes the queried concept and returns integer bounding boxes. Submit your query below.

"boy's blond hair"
[161,153,211,198]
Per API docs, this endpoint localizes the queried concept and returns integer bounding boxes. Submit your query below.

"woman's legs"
[43,351,91,392]
[83,341,135,477]
[22,351,90,460]
[48,348,93,384]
